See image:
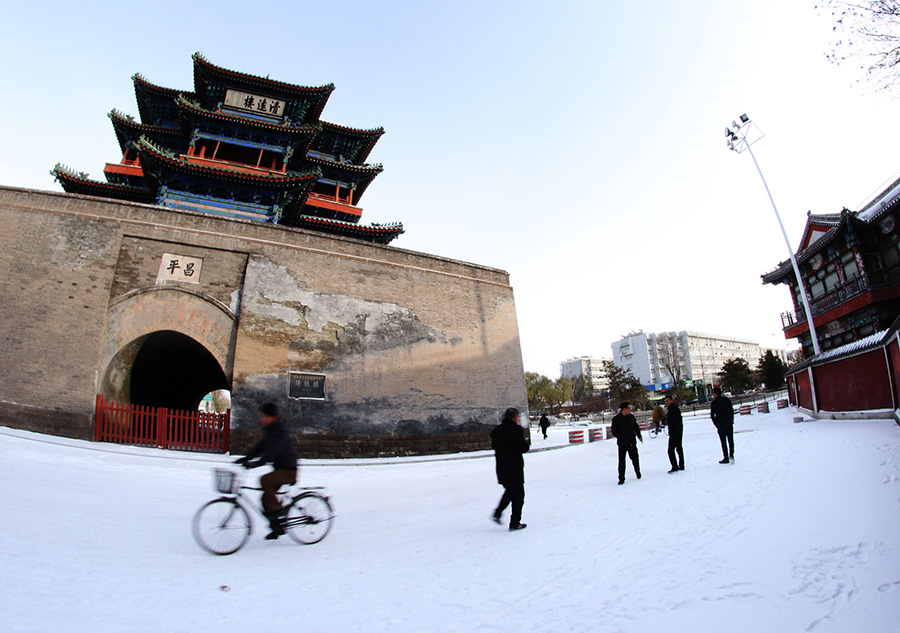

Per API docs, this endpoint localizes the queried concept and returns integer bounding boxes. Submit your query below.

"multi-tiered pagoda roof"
[53,53,403,244]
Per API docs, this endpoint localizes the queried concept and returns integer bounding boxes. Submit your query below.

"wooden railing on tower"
[94,395,230,453]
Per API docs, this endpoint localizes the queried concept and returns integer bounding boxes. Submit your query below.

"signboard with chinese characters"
[157,253,203,284]
[223,89,285,120]
[288,372,326,401]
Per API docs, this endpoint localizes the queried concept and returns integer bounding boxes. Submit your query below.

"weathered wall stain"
[48,215,119,270]
[242,255,451,353]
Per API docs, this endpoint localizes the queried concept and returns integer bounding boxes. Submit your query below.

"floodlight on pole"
[725,114,821,357]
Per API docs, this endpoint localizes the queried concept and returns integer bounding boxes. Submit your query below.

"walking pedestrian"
[539,413,550,439]
[490,407,530,531]
[665,395,684,473]
[710,387,735,464]
[611,402,642,485]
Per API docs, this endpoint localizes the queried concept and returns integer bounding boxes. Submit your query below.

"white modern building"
[559,356,609,393]
[611,330,769,390]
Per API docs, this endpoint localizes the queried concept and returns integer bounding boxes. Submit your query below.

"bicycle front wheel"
[286,492,333,544]
[193,498,251,555]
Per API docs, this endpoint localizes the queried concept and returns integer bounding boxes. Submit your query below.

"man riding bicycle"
[235,402,298,540]
[651,403,667,435]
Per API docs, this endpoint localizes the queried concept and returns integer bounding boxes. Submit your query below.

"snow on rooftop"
[806,328,890,366]
[857,174,900,221]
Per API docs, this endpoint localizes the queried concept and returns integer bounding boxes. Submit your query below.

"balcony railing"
[780,266,900,329]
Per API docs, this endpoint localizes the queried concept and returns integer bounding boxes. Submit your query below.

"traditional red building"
[762,176,900,419]
[52,53,403,244]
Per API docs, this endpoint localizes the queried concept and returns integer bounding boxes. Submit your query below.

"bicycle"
[649,419,668,439]
[193,468,334,555]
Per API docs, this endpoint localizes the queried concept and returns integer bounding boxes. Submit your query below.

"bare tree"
[571,374,595,404]
[602,360,648,410]
[820,0,900,92]
[655,332,686,400]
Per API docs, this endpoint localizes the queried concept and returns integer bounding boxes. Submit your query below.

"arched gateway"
[100,286,236,408]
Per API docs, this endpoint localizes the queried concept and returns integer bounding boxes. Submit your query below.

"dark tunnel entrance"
[130,330,229,411]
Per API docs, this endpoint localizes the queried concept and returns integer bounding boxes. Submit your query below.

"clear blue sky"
[3,1,899,377]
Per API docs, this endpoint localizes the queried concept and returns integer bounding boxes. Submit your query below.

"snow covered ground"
[2,407,899,633]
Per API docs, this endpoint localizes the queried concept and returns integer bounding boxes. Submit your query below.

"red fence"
[94,395,230,453]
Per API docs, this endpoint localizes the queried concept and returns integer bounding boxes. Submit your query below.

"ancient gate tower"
[0,54,527,457]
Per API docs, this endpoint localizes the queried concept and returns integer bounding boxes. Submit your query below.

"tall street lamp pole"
[726,114,821,357]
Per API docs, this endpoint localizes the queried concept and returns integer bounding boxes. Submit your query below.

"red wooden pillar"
[112,400,122,444]
[157,408,168,449]
[94,394,104,442]
[223,409,231,454]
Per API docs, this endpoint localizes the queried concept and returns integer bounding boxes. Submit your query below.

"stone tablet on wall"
[157,253,203,284]
[288,372,326,401]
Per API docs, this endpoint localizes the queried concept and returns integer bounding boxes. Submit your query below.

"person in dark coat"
[490,407,530,531]
[651,403,666,434]
[710,387,735,464]
[539,413,550,439]
[611,402,642,485]
[235,402,299,539]
[665,395,684,473]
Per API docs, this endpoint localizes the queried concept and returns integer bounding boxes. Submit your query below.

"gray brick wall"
[0,186,527,447]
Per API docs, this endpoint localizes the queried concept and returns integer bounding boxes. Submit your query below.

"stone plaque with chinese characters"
[288,372,326,400]
[157,253,203,284]
[223,89,285,120]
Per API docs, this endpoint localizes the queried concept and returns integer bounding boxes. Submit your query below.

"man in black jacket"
[490,407,530,531]
[665,395,684,473]
[710,387,735,464]
[236,402,299,539]
[611,402,642,485]
[539,413,550,439]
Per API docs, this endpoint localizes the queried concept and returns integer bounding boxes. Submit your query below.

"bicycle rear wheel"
[193,498,251,555]
[286,492,333,544]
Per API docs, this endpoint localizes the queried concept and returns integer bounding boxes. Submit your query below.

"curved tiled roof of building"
[304,152,383,174]
[857,173,900,221]
[109,109,182,152]
[51,164,156,203]
[786,327,892,375]
[134,136,320,187]
[132,73,184,98]
[761,210,856,284]
[175,95,321,136]
[291,214,404,244]
[192,52,334,99]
